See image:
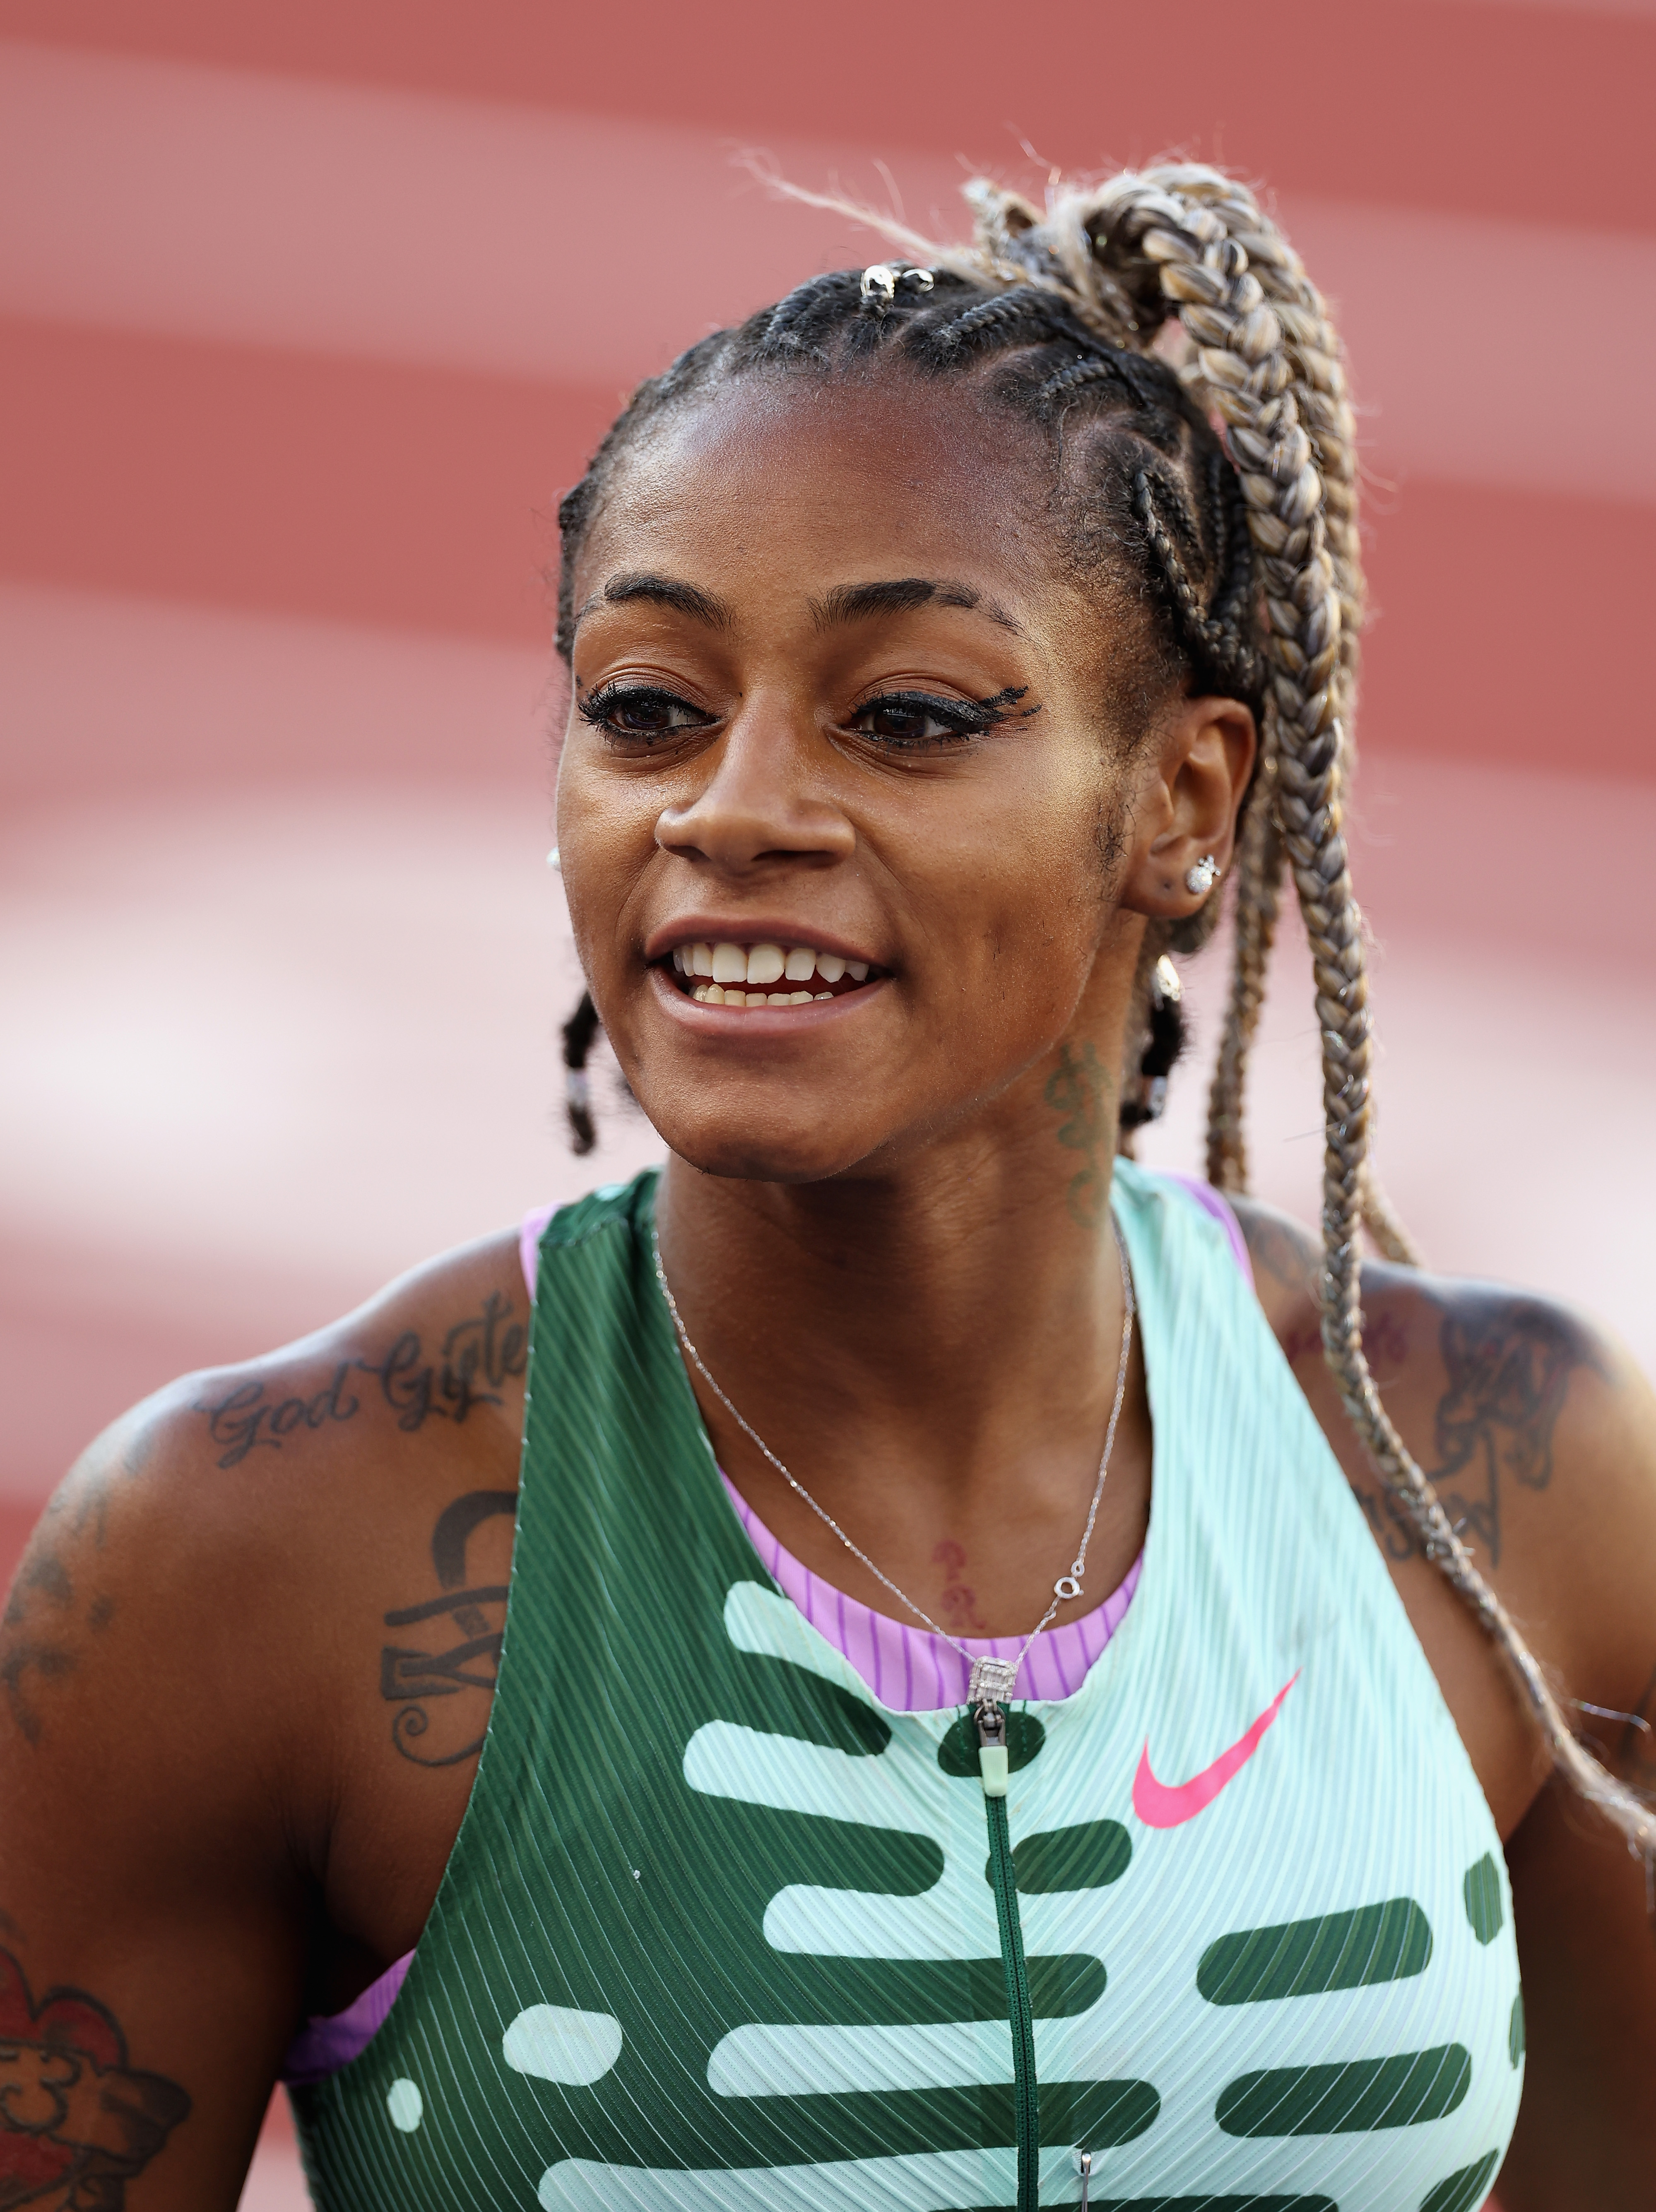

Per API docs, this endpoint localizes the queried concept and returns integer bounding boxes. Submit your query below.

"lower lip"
[649,966,886,1032]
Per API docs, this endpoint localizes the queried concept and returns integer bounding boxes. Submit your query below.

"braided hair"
[551,165,1651,1865]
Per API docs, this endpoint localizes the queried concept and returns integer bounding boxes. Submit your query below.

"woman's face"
[556,370,1249,1187]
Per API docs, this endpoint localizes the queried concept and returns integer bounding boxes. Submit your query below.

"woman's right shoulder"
[0,1222,532,1772]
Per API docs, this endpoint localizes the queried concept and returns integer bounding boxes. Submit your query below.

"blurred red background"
[2,5,1651,2201]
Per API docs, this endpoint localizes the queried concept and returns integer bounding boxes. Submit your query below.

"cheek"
[554,754,658,949]
[941,754,1114,948]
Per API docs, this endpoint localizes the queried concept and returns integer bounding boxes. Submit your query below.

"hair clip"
[860,264,935,305]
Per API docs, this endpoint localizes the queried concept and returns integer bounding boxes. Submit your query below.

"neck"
[654,1036,1144,1568]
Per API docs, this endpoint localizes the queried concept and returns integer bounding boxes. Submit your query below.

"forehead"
[575,371,1060,611]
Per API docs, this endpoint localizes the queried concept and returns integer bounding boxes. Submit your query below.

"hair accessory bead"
[860,264,898,304]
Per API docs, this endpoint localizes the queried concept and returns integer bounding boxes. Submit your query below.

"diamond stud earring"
[1184,854,1218,896]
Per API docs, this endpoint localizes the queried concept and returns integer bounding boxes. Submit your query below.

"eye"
[578,683,714,744]
[846,690,989,750]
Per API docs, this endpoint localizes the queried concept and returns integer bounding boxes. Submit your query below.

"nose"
[656,704,856,875]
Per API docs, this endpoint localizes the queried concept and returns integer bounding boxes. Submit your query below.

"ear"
[1117,695,1258,920]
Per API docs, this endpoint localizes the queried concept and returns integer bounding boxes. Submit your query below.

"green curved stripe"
[1216,2044,1472,2135]
[1420,2148,1500,2212]
[723,1657,893,1756]
[1462,1854,1504,1944]
[1509,1989,1525,2068]
[937,1709,1047,1778]
[994,1819,1133,1894]
[1197,1898,1432,2004]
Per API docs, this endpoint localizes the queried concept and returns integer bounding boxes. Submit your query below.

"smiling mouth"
[664,939,879,1009]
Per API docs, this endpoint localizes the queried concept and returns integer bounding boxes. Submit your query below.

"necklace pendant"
[968,1654,1019,1707]
[1053,1573,1083,1603]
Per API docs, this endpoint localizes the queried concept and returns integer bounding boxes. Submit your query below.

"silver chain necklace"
[652,1227,1136,1710]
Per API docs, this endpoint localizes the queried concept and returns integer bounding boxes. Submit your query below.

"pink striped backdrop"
[4,4,1651,2200]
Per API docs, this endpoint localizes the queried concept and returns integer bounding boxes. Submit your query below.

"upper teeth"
[669,940,871,1004]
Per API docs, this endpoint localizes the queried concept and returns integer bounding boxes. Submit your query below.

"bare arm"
[1234,1194,1656,2205]
[0,1231,527,2208]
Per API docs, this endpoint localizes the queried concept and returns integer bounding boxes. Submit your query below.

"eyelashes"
[577,681,1035,752]
[576,683,713,742]
[849,686,1032,748]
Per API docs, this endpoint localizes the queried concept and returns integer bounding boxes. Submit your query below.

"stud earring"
[1184,854,1218,897]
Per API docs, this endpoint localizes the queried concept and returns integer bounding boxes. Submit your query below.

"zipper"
[977,1700,1039,2212]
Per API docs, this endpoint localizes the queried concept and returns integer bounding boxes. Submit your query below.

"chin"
[646,1099,883,1188]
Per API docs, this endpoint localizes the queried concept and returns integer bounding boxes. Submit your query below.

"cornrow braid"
[924,284,1068,355]
[1037,354,1130,406]
[1133,468,1265,704]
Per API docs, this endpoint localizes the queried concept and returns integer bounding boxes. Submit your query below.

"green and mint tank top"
[292,1162,1523,2210]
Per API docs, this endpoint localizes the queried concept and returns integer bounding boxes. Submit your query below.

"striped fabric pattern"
[291,1164,1523,2210]
[721,1475,1142,1711]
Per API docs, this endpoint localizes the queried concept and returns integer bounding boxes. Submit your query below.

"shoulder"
[1230,1193,1656,1763]
[0,1222,529,1812]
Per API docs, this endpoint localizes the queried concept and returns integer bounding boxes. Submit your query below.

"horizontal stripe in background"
[1,0,1651,231]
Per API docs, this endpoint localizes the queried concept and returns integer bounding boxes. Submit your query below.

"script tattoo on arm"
[196,1293,528,1469]
[380,1491,518,1766]
[0,1944,188,2206]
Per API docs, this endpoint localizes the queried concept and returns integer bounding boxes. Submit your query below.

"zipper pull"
[1076,2146,1092,2208]
[975,1702,1009,1797]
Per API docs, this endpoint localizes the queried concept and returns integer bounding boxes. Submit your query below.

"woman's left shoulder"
[1230,1193,1656,1734]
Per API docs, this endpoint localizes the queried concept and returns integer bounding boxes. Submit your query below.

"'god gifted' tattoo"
[196,1292,528,1469]
[1045,1041,1113,1231]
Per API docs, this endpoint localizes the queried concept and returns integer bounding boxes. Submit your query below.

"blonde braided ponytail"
[944,164,1650,1860]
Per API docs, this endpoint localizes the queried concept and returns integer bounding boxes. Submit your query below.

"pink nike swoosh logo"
[1131,1670,1301,1828]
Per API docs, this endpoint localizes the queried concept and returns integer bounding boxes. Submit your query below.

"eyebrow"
[575,572,734,630]
[811,578,1024,635]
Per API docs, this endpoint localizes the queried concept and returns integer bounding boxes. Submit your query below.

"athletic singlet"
[282,1186,1196,2084]
[289,1164,1523,2209]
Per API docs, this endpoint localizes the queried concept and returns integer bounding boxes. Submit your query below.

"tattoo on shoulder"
[0,1943,188,2203]
[0,1540,115,1750]
[380,1491,517,1767]
[1352,1293,1604,1568]
[1238,1206,1321,1301]
[195,1291,528,1470]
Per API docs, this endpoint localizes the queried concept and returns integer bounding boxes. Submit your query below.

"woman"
[2,166,1651,2212]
